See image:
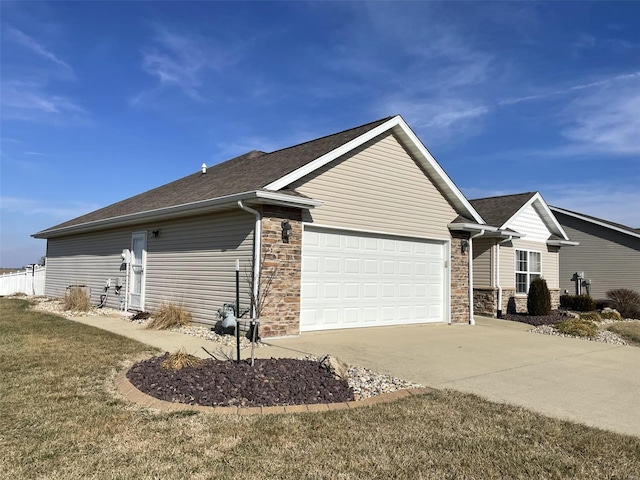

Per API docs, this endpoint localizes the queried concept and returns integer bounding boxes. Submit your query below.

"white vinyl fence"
[0,265,46,296]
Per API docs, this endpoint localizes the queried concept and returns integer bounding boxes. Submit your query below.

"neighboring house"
[549,207,640,299]
[34,115,495,337]
[468,192,576,317]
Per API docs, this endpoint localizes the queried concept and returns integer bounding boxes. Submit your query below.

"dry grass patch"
[146,302,192,330]
[161,348,204,370]
[607,322,640,347]
[1,297,640,479]
[62,286,91,311]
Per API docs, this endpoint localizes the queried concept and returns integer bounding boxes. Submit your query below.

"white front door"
[130,232,147,310]
[300,226,446,331]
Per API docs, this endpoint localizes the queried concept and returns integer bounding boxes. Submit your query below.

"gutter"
[33,190,322,239]
[496,235,514,318]
[238,201,261,318]
[467,230,485,325]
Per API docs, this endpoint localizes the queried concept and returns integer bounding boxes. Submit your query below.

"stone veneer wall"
[450,231,471,324]
[504,287,561,315]
[474,288,497,317]
[258,206,303,338]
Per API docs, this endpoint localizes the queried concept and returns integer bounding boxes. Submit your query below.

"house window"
[515,250,541,294]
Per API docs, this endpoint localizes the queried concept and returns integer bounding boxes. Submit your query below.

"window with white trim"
[515,249,541,294]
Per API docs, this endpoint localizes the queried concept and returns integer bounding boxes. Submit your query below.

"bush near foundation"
[527,278,551,316]
[560,294,595,312]
[606,289,640,319]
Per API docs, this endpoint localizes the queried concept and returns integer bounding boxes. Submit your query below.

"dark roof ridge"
[469,191,537,201]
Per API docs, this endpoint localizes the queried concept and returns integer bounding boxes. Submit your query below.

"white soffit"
[264,115,485,225]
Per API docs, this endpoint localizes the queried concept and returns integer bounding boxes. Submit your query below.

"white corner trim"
[502,192,570,241]
[550,206,640,240]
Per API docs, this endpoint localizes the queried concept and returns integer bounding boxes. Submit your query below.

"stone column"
[258,205,303,338]
[450,231,470,323]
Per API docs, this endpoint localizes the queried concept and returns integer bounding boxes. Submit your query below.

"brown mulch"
[126,354,354,407]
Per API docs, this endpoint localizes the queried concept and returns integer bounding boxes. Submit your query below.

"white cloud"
[5,26,74,76]
[0,80,89,124]
[134,25,241,105]
[560,79,640,155]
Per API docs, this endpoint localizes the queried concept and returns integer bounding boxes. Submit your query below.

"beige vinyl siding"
[45,210,254,325]
[290,132,458,240]
[555,213,640,298]
[499,239,559,290]
[472,238,493,287]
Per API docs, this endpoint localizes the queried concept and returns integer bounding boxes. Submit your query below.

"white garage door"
[300,226,446,331]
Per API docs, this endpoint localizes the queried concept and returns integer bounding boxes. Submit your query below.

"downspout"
[496,235,513,318]
[238,201,261,318]
[468,230,485,325]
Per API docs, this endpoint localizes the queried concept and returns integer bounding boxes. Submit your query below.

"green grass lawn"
[1,298,639,479]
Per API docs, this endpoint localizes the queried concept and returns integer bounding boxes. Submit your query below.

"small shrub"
[527,278,551,316]
[555,318,598,338]
[579,312,602,323]
[600,308,623,321]
[560,294,595,312]
[606,289,640,319]
[161,349,203,371]
[146,302,192,330]
[62,287,91,312]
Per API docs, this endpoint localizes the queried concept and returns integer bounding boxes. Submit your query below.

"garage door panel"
[301,227,446,331]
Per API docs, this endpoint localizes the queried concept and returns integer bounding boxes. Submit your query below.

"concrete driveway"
[267,317,640,437]
[70,313,639,437]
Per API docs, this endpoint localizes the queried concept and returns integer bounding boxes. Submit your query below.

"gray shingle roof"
[551,206,640,237]
[469,192,537,228]
[39,116,393,234]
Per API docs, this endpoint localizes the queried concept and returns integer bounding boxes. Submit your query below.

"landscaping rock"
[319,354,349,380]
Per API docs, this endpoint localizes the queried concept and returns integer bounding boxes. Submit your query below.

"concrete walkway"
[70,314,640,437]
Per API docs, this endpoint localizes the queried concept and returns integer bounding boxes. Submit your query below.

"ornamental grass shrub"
[560,294,595,312]
[146,302,192,330]
[600,308,624,321]
[579,312,602,323]
[555,318,598,338]
[527,278,551,316]
[161,349,203,371]
[62,287,91,312]
[606,289,640,319]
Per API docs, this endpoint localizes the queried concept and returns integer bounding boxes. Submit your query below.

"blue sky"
[1,1,639,267]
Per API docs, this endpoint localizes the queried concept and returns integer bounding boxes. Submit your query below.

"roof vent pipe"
[201,163,207,174]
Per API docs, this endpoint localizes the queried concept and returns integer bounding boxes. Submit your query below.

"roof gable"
[471,192,569,241]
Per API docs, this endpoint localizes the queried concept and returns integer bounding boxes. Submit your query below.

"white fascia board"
[32,190,320,239]
[264,115,485,225]
[448,223,499,233]
[550,206,640,240]
[547,239,580,246]
[502,192,570,241]
[254,190,323,208]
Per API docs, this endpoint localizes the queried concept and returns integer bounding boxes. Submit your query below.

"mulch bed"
[502,310,568,327]
[127,354,354,407]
